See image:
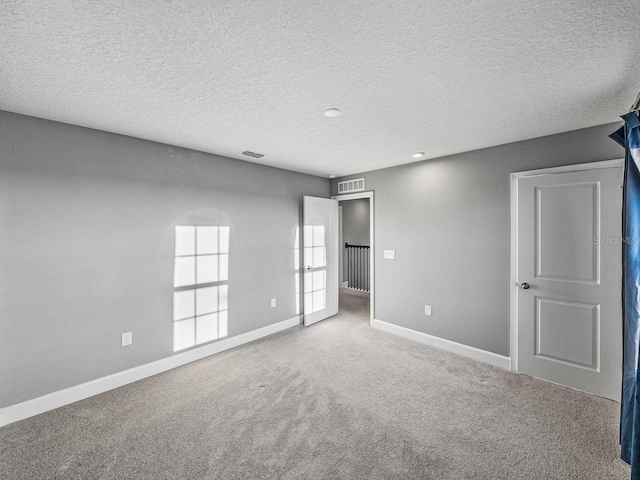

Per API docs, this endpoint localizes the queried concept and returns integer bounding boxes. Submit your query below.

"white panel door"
[303,196,339,326]
[517,167,623,400]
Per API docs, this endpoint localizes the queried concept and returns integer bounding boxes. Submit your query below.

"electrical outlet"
[271,298,277,308]
[424,305,432,316]
[122,332,132,347]
[383,250,396,260]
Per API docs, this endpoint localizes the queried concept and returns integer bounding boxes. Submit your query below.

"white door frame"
[509,158,624,372]
[332,191,375,326]
[338,206,344,288]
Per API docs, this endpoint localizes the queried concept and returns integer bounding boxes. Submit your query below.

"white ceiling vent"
[241,150,265,159]
[337,178,365,194]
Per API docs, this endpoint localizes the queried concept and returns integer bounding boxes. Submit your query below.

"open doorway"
[334,192,374,325]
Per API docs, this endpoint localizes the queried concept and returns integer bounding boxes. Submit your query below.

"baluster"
[350,246,353,288]
[365,247,368,292]
[357,246,360,289]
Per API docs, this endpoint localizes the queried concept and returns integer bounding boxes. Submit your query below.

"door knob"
[303,265,312,270]
[520,282,530,290]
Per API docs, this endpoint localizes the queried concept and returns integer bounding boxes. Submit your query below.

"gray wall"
[341,199,370,283]
[341,199,370,246]
[332,123,625,356]
[0,110,329,407]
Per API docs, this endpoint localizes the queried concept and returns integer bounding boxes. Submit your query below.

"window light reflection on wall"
[173,226,230,351]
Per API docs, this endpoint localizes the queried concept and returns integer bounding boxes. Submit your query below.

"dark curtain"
[611,112,640,479]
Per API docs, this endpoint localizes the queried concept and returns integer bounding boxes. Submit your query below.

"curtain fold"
[611,112,640,479]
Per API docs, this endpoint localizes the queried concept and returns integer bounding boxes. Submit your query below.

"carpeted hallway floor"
[0,289,629,479]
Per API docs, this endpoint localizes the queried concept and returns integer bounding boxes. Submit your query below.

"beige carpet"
[0,289,629,479]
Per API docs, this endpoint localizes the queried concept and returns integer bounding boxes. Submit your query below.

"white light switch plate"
[383,250,396,260]
[271,298,277,308]
[122,332,132,347]
[424,305,432,316]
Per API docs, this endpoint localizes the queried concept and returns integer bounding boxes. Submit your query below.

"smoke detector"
[324,108,342,117]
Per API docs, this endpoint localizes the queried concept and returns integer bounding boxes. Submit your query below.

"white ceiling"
[1,1,639,177]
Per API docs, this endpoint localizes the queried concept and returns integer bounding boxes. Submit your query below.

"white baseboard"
[0,316,301,428]
[372,319,511,370]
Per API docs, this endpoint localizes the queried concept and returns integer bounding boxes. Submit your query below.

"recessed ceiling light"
[241,150,265,159]
[413,152,425,158]
[324,108,342,117]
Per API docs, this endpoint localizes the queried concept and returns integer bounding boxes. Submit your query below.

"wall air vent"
[337,178,365,194]
[241,150,265,159]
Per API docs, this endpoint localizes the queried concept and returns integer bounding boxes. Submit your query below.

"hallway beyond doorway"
[340,288,369,323]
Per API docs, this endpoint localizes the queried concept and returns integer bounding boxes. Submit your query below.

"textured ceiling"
[1,1,639,177]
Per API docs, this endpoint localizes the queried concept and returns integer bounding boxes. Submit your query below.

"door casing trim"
[509,158,624,372]
[332,191,375,326]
